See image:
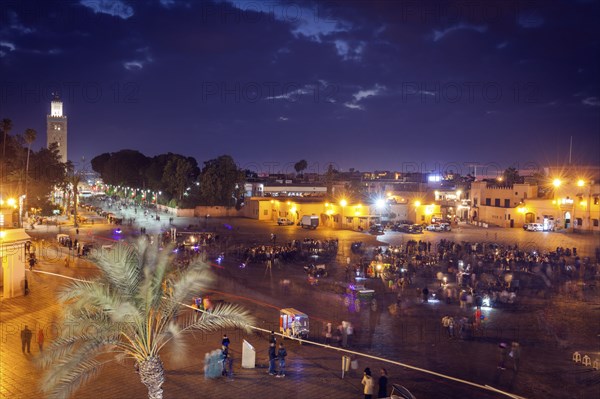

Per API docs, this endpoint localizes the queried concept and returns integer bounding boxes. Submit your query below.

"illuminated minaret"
[46,94,68,163]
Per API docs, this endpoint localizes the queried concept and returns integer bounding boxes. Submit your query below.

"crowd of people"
[239,238,339,265]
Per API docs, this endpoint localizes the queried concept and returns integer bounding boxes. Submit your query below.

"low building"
[469,181,538,228]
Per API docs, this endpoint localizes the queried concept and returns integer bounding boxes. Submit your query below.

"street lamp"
[339,199,347,229]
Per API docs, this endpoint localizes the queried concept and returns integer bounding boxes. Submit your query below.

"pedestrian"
[341,321,348,347]
[268,342,277,375]
[64,256,70,268]
[325,322,332,345]
[361,367,375,399]
[346,322,354,347]
[510,342,521,372]
[276,343,287,377]
[21,325,32,354]
[377,368,388,398]
[222,334,230,348]
[497,342,509,370]
[38,328,44,352]
[221,345,229,376]
[269,330,277,345]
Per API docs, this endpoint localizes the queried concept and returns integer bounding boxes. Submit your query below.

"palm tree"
[38,239,254,399]
[1,117,12,159]
[24,128,37,216]
[1,118,13,186]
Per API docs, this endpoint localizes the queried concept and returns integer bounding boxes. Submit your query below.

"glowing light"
[290,207,297,213]
[7,198,16,207]
[577,179,585,187]
[340,199,347,207]
[375,198,386,208]
[414,201,421,207]
[552,178,561,188]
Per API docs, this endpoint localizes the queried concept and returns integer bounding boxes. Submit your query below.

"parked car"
[369,224,385,235]
[526,223,544,231]
[427,223,452,232]
[405,224,423,234]
[438,222,452,231]
[426,223,439,231]
[277,217,294,226]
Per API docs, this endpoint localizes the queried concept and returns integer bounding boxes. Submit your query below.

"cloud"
[517,12,544,28]
[123,47,153,71]
[124,61,143,70]
[433,23,487,42]
[159,0,176,7]
[582,97,600,107]
[6,11,34,34]
[226,0,349,42]
[343,102,363,110]
[278,116,289,121]
[344,84,385,110]
[80,0,134,19]
[264,86,310,101]
[0,41,16,52]
[496,41,508,49]
[334,40,365,61]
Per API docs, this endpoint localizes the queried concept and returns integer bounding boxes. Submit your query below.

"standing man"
[21,325,33,354]
[268,342,277,375]
[276,343,287,378]
[377,368,388,398]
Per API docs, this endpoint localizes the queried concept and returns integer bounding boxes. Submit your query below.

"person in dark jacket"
[268,343,277,375]
[222,334,230,347]
[276,343,287,377]
[377,368,388,398]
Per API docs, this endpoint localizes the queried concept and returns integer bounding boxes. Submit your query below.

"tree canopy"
[198,155,245,207]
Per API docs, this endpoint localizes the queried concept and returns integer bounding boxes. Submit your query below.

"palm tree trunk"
[25,145,31,217]
[138,356,165,399]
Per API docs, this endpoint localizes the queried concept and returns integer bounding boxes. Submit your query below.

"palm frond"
[158,302,254,352]
[44,358,109,399]
[138,242,172,315]
[92,242,142,297]
[169,262,213,306]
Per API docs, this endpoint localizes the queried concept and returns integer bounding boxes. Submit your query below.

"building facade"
[469,182,538,228]
[46,95,68,163]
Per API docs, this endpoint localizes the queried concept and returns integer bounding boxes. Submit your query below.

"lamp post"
[414,200,421,225]
[340,199,347,229]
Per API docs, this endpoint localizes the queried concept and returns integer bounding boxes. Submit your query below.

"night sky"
[1,0,599,175]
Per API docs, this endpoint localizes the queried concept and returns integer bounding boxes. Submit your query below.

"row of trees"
[91,151,245,208]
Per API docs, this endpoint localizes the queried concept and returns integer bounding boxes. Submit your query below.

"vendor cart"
[279,308,309,339]
[343,284,376,311]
